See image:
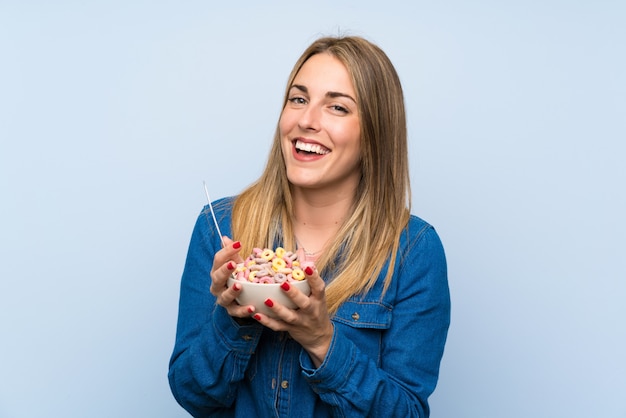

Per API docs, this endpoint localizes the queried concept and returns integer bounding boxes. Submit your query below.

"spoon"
[203,181,225,247]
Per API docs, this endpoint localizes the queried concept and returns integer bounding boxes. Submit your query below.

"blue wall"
[1,1,624,417]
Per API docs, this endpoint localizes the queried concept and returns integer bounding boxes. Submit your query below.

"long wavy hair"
[231,35,411,314]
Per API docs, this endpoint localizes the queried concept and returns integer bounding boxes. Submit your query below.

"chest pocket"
[332,300,392,364]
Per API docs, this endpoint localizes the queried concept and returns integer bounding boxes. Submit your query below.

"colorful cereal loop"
[260,249,274,260]
[248,271,258,282]
[272,257,287,271]
[291,268,305,281]
[275,247,286,258]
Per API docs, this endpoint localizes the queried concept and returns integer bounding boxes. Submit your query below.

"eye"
[287,96,307,105]
[330,104,349,114]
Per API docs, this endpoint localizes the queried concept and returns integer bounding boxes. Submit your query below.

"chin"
[286,174,320,189]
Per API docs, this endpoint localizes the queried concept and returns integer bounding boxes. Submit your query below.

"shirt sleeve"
[168,206,263,417]
[299,223,451,417]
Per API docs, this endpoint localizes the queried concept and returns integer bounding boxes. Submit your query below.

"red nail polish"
[232,283,240,291]
[264,298,274,308]
[253,314,261,321]
[227,261,235,270]
[247,306,254,313]
[280,282,290,291]
[305,266,314,276]
[233,241,241,249]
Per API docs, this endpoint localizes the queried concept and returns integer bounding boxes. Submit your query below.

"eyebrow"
[290,84,357,104]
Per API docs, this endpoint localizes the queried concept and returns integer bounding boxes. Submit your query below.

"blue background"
[1,1,624,417]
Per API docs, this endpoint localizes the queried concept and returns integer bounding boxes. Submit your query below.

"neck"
[292,187,354,228]
[291,186,355,256]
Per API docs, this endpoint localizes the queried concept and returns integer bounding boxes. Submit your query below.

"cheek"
[278,115,292,155]
[346,124,362,165]
[334,120,361,150]
[278,110,295,136]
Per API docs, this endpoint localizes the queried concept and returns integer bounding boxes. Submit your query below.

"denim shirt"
[168,197,451,417]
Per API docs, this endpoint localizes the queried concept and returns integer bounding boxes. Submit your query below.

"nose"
[298,105,321,132]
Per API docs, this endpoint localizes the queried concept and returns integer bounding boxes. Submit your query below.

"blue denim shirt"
[169,197,450,417]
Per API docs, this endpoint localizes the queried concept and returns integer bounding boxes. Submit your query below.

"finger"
[217,281,255,316]
[210,260,237,295]
[216,277,241,304]
[214,236,244,266]
[276,281,310,311]
[260,295,299,326]
[252,311,289,331]
[302,265,326,297]
[210,238,244,291]
[227,305,257,319]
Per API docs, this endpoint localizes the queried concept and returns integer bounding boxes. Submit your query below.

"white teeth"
[295,140,330,155]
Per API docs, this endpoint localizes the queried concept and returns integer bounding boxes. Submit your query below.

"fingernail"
[280,282,290,291]
[264,298,274,308]
[247,306,254,313]
[233,241,241,249]
[253,314,261,321]
[227,261,235,270]
[232,283,240,291]
[305,266,314,275]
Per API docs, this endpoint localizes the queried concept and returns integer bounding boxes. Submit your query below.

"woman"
[169,35,450,417]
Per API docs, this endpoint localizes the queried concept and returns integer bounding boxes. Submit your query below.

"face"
[279,53,361,193]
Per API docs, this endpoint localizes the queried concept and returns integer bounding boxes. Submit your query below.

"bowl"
[227,277,311,316]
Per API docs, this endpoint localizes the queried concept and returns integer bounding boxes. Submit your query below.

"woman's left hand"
[253,265,333,368]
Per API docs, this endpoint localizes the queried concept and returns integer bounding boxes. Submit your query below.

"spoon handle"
[203,181,225,247]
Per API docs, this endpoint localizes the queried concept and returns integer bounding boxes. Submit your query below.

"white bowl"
[227,277,311,316]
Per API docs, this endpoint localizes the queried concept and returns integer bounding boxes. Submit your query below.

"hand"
[209,236,250,318]
[253,265,334,368]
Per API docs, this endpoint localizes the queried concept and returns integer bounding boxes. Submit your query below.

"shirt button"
[351,312,360,321]
[242,335,252,341]
[281,380,289,389]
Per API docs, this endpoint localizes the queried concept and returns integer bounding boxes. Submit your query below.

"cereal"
[291,269,305,281]
[248,271,259,282]
[232,246,306,284]
[272,257,287,271]
[260,249,275,260]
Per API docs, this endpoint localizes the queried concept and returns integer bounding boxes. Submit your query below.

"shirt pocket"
[332,300,392,364]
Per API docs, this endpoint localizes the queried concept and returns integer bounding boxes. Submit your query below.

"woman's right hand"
[210,236,250,318]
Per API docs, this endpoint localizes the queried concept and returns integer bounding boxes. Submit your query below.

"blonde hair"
[231,36,411,313]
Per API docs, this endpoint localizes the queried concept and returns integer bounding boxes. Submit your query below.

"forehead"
[292,53,355,95]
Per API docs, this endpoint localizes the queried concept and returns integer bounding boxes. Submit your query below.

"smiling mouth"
[294,140,330,155]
